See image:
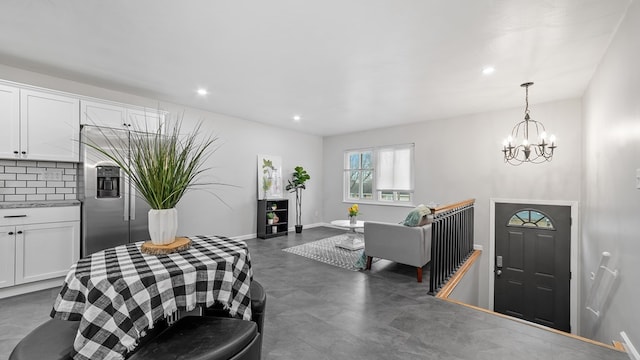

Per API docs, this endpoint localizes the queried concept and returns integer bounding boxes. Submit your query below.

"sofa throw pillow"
[402,204,431,227]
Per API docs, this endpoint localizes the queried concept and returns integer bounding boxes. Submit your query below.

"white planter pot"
[148,208,178,245]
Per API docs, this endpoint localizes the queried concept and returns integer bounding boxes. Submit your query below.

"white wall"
[448,253,481,306]
[581,0,640,346]
[323,98,582,308]
[0,64,324,238]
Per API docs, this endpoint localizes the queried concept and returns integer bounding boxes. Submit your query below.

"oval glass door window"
[507,209,555,229]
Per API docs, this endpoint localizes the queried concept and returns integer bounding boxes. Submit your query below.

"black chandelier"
[502,82,556,165]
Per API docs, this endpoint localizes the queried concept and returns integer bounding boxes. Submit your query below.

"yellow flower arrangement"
[348,204,359,217]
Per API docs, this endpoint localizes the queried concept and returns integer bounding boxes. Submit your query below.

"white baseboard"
[231,222,328,241]
[0,277,63,299]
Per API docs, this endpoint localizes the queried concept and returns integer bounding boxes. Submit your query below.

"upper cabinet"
[80,100,126,129]
[81,100,163,132]
[0,79,168,163]
[20,89,80,162]
[1,86,80,162]
[0,84,21,160]
[126,107,163,132]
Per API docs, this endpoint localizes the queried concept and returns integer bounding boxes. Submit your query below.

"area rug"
[283,234,374,272]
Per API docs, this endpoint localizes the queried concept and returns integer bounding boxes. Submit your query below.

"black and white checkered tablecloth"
[51,235,253,360]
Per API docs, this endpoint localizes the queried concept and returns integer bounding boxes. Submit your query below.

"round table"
[330,219,365,250]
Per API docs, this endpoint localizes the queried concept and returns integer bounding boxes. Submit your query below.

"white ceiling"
[0,0,631,136]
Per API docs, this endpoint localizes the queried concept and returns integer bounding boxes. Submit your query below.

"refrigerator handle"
[130,185,136,220]
[123,173,130,221]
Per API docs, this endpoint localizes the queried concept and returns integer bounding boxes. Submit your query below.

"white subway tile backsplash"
[26,194,46,201]
[4,166,26,174]
[17,174,38,181]
[5,195,26,201]
[27,181,46,188]
[37,161,57,167]
[6,180,26,187]
[16,188,36,195]
[0,188,15,195]
[0,160,78,202]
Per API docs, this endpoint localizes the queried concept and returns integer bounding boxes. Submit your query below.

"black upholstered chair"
[9,318,78,360]
[204,280,267,358]
[127,316,260,360]
[10,281,267,360]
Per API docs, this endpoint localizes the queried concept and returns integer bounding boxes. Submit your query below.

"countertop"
[0,200,81,209]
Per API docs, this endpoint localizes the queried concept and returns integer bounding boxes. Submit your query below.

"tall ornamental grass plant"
[85,116,218,210]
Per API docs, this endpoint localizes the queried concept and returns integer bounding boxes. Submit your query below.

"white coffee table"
[330,219,365,250]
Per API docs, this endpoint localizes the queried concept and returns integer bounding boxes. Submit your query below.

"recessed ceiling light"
[293,115,301,121]
[482,66,495,75]
[197,88,208,96]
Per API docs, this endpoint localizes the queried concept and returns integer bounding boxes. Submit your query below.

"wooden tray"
[141,237,192,255]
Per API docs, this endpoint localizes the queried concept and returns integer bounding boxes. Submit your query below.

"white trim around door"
[489,198,579,335]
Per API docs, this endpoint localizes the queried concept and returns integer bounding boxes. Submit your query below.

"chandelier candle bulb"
[540,132,547,142]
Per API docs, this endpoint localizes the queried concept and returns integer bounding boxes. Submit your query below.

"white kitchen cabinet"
[81,100,127,129]
[0,84,20,159]
[20,89,80,162]
[126,107,163,132]
[0,206,80,290]
[16,222,80,284]
[0,226,16,288]
[81,99,163,132]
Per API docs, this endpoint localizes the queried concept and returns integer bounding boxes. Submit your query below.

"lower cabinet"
[0,226,16,288]
[16,222,80,284]
[0,207,80,289]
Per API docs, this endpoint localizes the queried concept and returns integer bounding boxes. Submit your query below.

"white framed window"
[344,143,414,204]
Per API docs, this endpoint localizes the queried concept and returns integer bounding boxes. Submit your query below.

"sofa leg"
[365,256,373,270]
[416,267,423,283]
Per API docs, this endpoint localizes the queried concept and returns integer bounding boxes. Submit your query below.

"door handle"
[496,269,502,276]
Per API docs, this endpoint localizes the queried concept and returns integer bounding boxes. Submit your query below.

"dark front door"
[494,203,571,332]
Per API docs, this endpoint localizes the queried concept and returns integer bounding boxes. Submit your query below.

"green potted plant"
[84,116,217,245]
[266,211,275,224]
[285,166,310,233]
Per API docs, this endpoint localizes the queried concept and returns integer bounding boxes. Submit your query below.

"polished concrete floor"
[0,226,627,359]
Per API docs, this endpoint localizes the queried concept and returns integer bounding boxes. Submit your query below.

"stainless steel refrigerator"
[79,125,151,257]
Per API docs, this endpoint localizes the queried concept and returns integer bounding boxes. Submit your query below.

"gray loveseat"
[364,221,432,282]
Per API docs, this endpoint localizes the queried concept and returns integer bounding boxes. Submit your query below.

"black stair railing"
[428,199,475,295]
